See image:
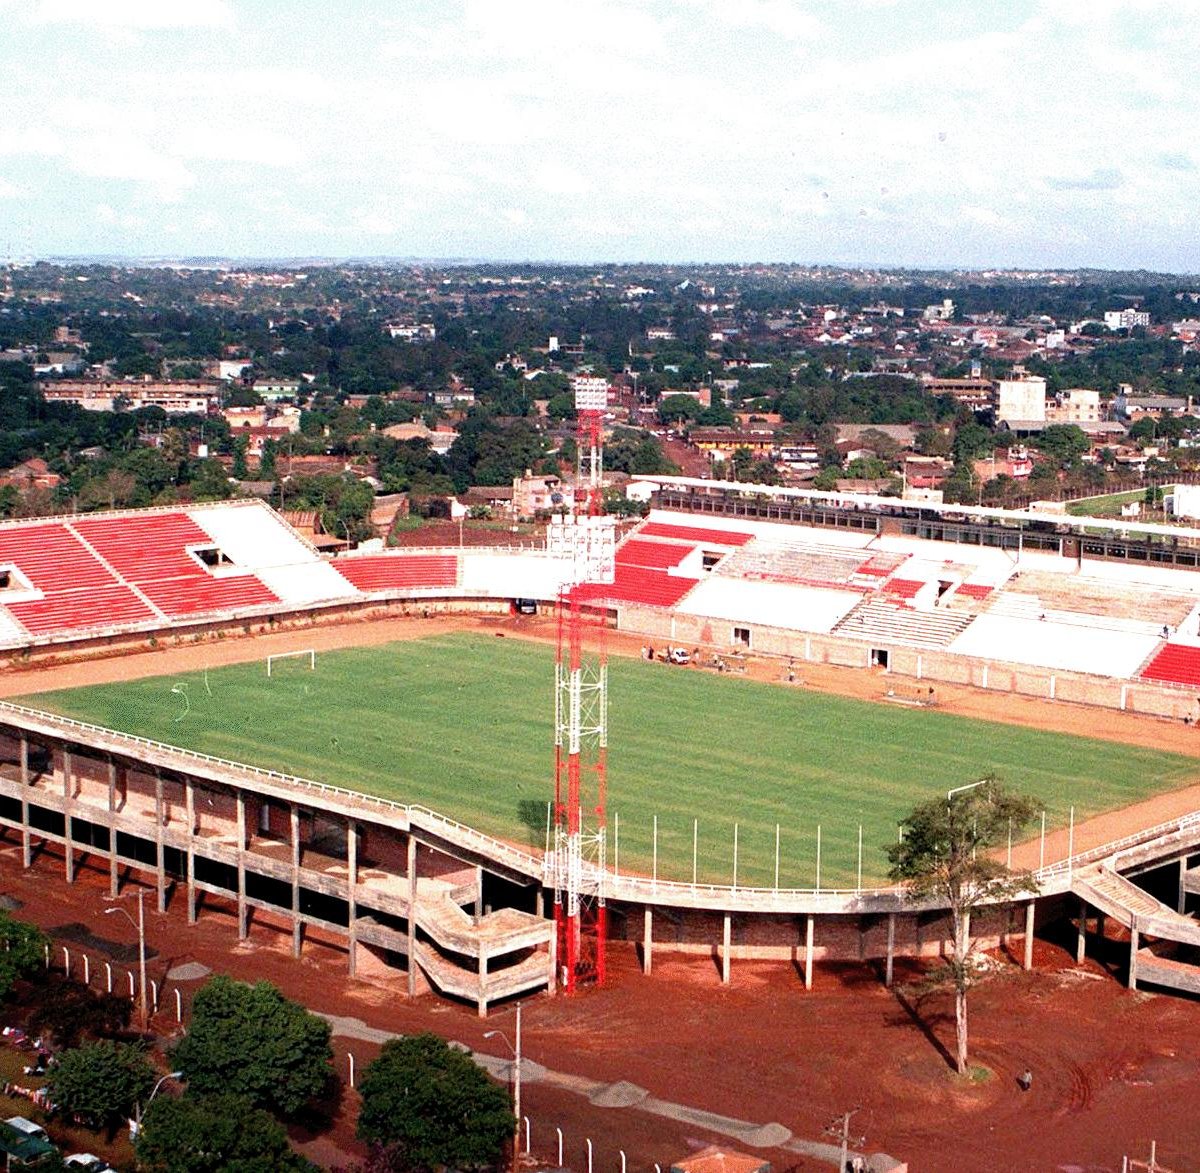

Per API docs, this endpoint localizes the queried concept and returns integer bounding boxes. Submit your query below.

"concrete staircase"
[833,598,976,650]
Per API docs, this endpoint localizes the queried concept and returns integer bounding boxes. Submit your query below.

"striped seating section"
[615,538,692,570]
[139,575,278,617]
[572,564,699,608]
[882,579,924,599]
[7,585,155,634]
[1140,644,1200,687]
[0,523,116,591]
[73,513,213,583]
[333,554,458,592]
[956,583,994,600]
[639,521,752,546]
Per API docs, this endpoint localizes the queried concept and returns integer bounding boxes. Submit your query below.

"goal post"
[266,648,316,677]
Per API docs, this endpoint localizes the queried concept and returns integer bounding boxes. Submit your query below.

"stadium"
[2,479,1200,1014]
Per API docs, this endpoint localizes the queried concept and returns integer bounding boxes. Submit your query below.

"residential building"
[38,379,222,414]
[1104,308,1151,331]
[996,374,1047,425]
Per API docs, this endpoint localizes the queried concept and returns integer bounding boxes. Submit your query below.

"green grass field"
[16,633,1200,888]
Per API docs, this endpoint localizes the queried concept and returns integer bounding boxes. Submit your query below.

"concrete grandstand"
[6,486,1200,1002]
[4,490,1200,719]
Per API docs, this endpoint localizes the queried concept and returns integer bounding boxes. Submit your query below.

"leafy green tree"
[0,914,46,1000]
[136,1093,314,1172]
[46,1040,155,1131]
[887,779,1041,1075]
[171,976,332,1117]
[1033,424,1089,466]
[231,436,249,479]
[356,1034,512,1170]
[657,394,703,425]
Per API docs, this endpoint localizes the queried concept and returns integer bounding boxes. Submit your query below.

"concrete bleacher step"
[833,599,974,650]
[988,590,1166,637]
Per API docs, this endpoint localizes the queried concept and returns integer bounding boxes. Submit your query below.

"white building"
[996,375,1047,424]
[1104,309,1151,331]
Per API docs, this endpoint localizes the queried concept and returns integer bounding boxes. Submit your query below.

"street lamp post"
[135,1070,182,1131]
[105,888,147,1033]
[483,1000,522,1173]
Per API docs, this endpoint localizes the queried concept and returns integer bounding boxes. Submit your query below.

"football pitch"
[18,632,1200,888]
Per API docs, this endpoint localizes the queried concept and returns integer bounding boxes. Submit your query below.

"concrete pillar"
[185,780,197,925]
[1023,900,1035,971]
[1179,856,1189,915]
[885,912,896,988]
[1128,919,1140,991]
[154,770,166,914]
[1096,911,1106,944]
[477,949,488,1017]
[347,820,358,978]
[534,888,544,919]
[236,792,248,940]
[19,735,29,870]
[642,908,652,976]
[108,760,118,897]
[547,920,557,996]
[63,747,74,884]
[721,913,731,985]
[406,834,417,998]
[804,914,814,991]
[290,803,302,958]
[475,866,484,921]
[1075,898,1087,965]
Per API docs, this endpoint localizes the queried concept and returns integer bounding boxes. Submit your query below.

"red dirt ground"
[4,612,1200,1169]
[3,851,1197,1172]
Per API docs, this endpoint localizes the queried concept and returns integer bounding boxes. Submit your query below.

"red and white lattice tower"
[547,375,615,993]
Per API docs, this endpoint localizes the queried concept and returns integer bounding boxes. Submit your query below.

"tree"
[887,779,1041,1076]
[171,976,332,1117]
[657,394,703,425]
[46,1040,155,1131]
[0,912,47,1001]
[136,1093,314,1172]
[356,1033,512,1170]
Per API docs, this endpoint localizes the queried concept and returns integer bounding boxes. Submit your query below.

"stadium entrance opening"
[871,648,890,669]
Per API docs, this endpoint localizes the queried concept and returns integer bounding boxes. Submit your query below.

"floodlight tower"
[547,375,615,993]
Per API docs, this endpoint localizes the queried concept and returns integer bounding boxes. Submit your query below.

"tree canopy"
[0,912,47,1002]
[356,1033,512,1170]
[171,976,332,1117]
[887,778,1041,1075]
[136,1093,314,1173]
[46,1040,156,1131]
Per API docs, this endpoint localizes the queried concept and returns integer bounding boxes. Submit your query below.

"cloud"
[1044,167,1125,191]
[0,177,24,198]
[685,0,823,41]
[1158,152,1195,172]
[26,0,234,28]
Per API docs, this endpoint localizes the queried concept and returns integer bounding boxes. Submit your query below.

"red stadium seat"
[333,554,459,592]
[615,538,694,570]
[1141,644,1200,687]
[8,585,156,635]
[639,522,752,546]
[0,523,117,592]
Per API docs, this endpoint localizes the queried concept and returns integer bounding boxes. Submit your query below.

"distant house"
[0,457,61,490]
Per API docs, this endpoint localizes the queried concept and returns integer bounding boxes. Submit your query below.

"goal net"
[266,648,316,677]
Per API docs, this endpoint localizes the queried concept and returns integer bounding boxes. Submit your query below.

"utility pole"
[824,1108,865,1173]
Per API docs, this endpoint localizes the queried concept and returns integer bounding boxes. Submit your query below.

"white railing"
[4,699,1200,912]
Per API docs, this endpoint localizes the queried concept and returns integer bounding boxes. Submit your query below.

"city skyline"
[1,0,1197,270]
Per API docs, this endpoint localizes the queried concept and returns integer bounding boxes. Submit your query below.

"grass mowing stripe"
[18,631,1199,887]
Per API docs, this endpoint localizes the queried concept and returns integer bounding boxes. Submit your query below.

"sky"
[0,0,1197,270]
